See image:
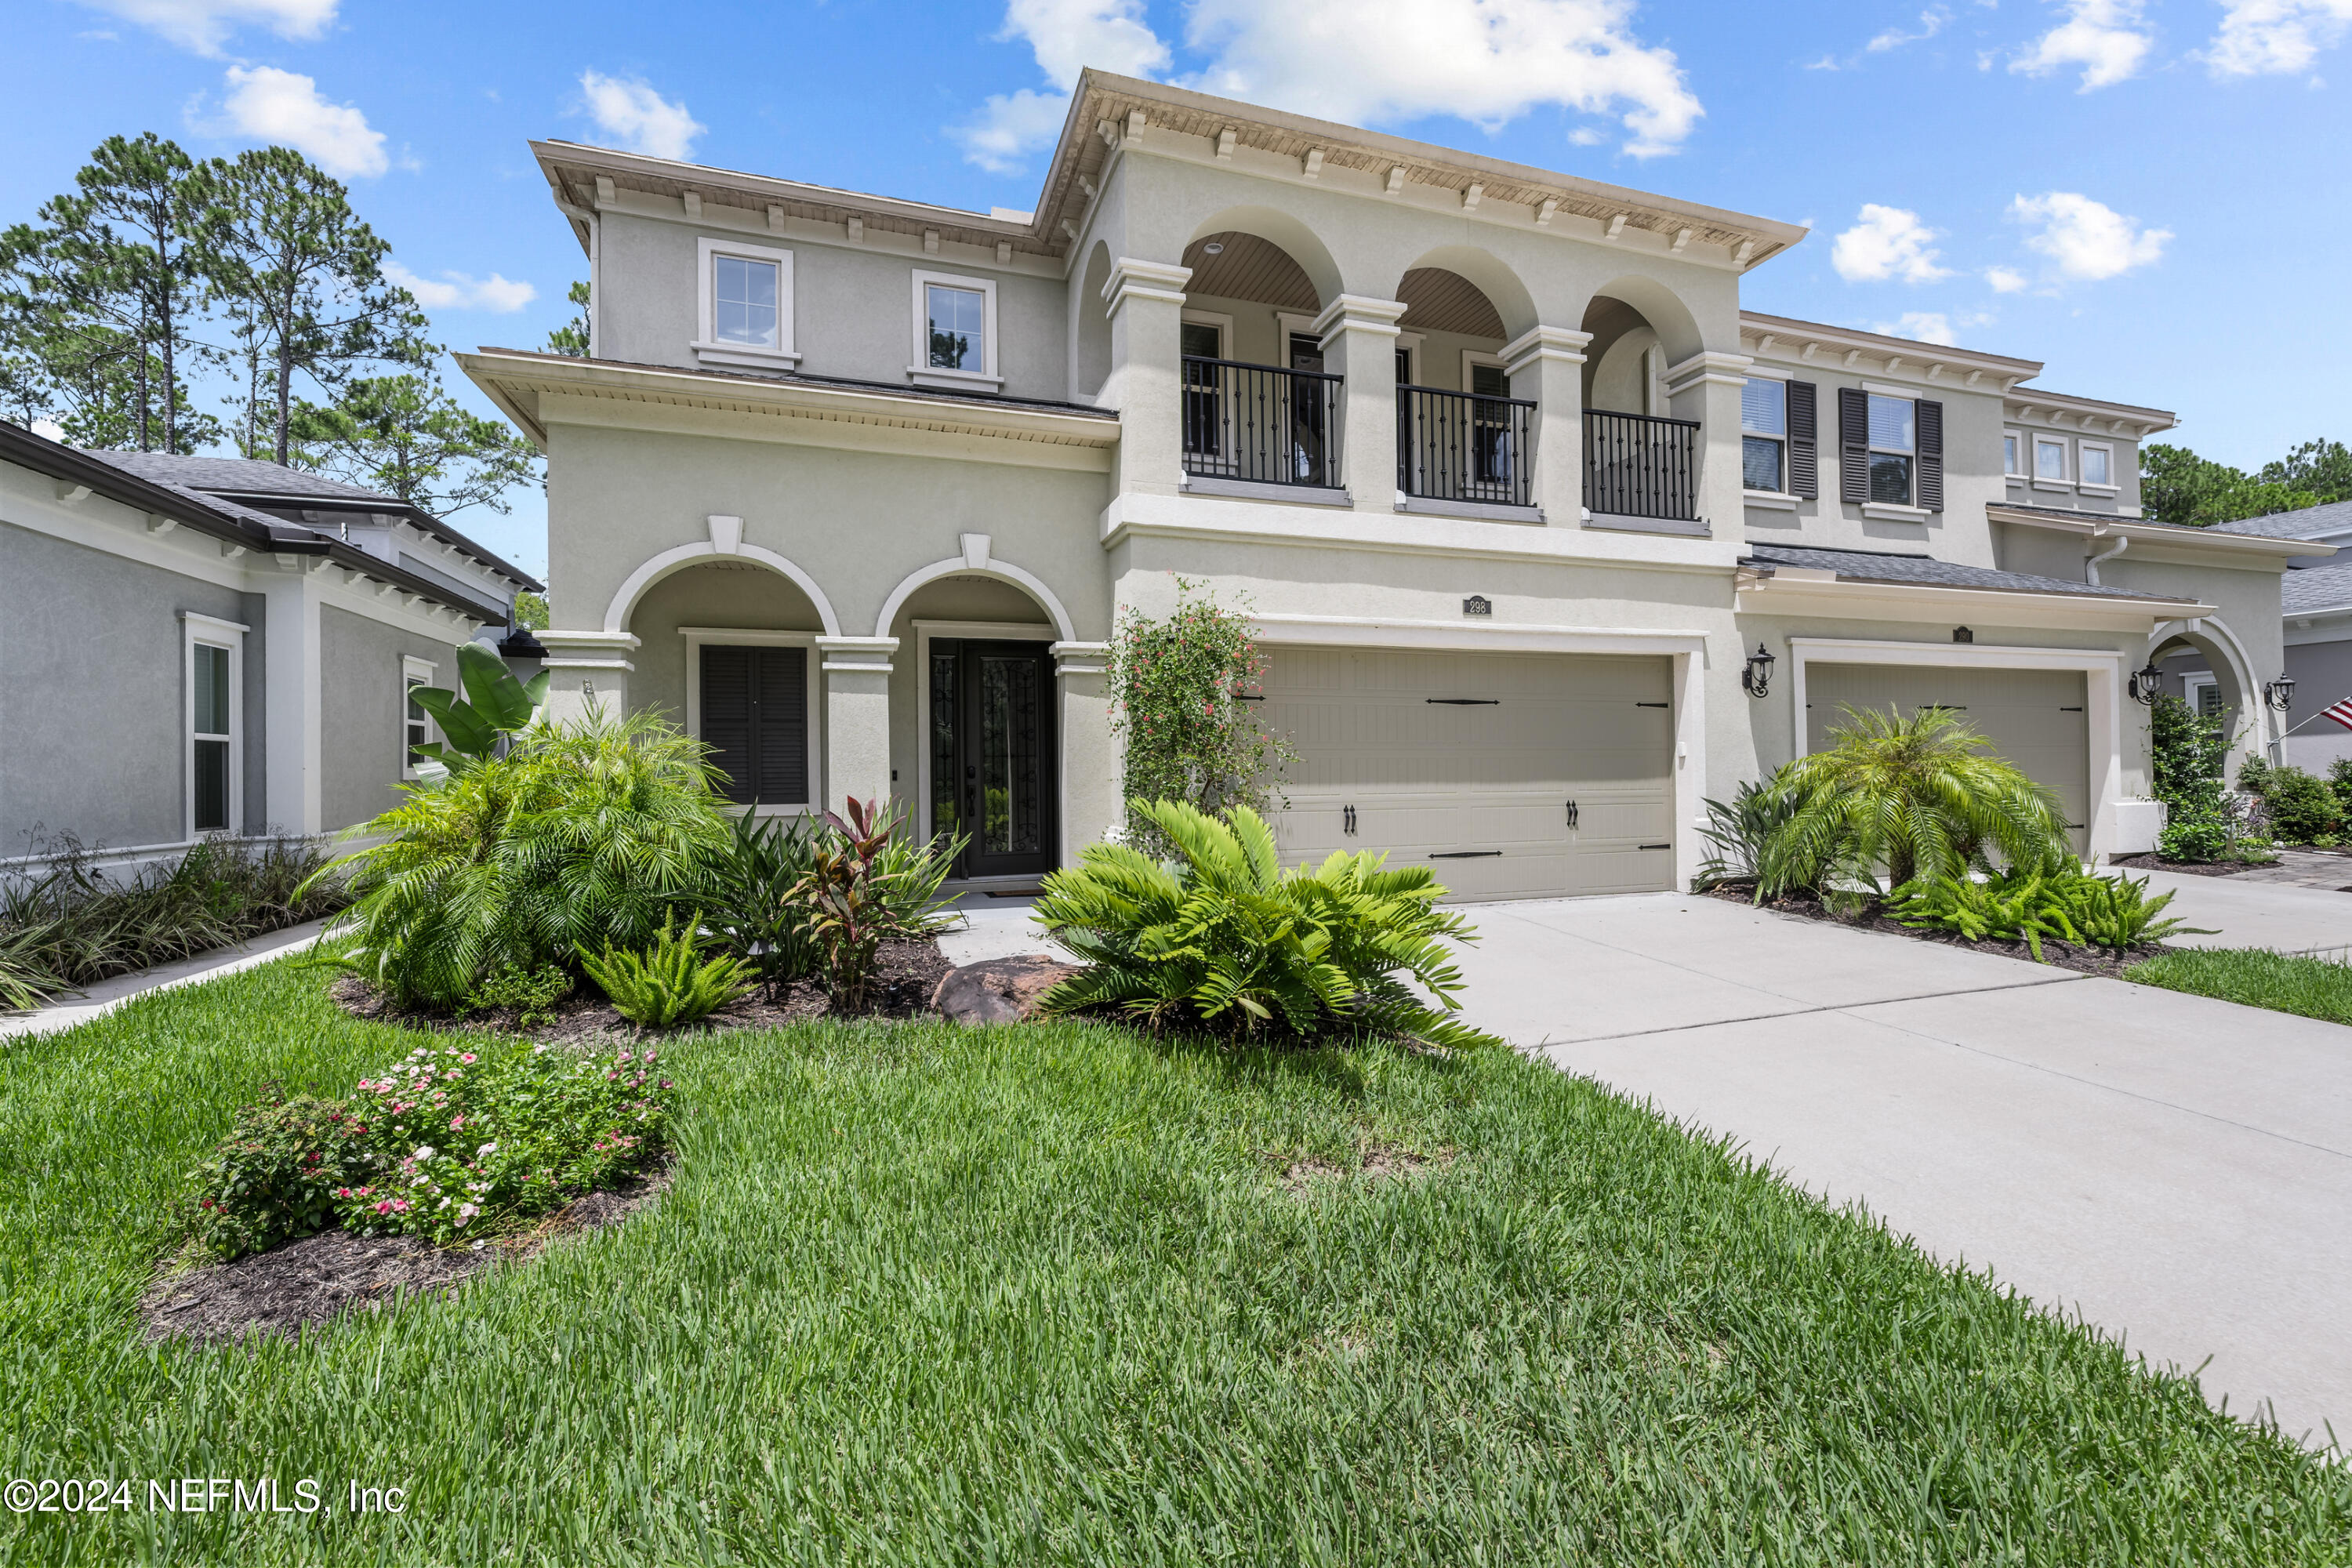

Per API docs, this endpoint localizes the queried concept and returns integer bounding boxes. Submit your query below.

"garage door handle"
[1431,851,1502,858]
[1426,698,1500,706]
[1565,800,1578,829]
[1343,804,1356,836]
[1639,843,1671,851]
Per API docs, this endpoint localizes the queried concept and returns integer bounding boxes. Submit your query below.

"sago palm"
[1772,705,2074,893]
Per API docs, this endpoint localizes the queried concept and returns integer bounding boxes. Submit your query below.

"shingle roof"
[2283,557,2352,615]
[2212,499,2352,541]
[1740,543,2193,602]
[76,449,389,503]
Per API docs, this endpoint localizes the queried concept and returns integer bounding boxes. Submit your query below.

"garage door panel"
[1258,648,1675,901]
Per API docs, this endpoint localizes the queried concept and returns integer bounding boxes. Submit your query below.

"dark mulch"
[331,936,954,1043]
[142,1167,672,1346]
[1704,886,2163,978]
[2107,852,2270,879]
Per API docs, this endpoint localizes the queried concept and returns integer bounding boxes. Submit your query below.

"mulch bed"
[331,936,953,1043]
[141,1167,672,1346]
[2106,853,2268,879]
[1706,887,2162,978]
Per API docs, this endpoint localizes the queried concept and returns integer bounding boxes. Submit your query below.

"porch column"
[1100,258,1192,499]
[1312,295,1410,514]
[815,636,895,815]
[534,630,640,725]
[1052,640,1114,866]
[1664,350,1755,535]
[1501,325,1593,526]
[260,566,324,836]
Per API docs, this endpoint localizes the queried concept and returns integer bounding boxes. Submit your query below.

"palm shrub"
[1770,706,2074,894]
[314,710,732,1010]
[1033,798,1500,1050]
[579,916,754,1029]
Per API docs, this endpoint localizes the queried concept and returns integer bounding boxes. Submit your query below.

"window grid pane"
[2037,440,2067,480]
[193,644,230,737]
[2003,434,2020,475]
[1740,378,1786,436]
[2082,447,2111,485]
[927,285,985,370]
[1869,452,1913,504]
[713,256,779,347]
[1866,394,1914,453]
[1742,435,1783,492]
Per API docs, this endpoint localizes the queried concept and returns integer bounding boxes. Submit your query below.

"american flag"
[2323,695,2352,733]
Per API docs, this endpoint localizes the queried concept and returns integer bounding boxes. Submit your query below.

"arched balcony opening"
[1393,264,1532,509]
[1177,227,1340,488]
[1580,284,1706,524]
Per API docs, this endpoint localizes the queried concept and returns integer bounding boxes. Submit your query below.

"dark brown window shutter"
[699,644,809,805]
[1787,381,1818,499]
[1915,399,1944,512]
[753,646,809,805]
[700,645,757,804]
[1838,387,1868,503]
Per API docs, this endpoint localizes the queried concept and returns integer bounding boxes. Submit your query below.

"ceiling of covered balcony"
[1181,231,1319,310]
[1396,268,1505,340]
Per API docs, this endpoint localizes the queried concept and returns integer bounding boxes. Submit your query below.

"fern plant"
[1033,799,1500,1051]
[1773,706,2074,894]
[1887,863,2210,961]
[310,709,732,1010]
[579,916,754,1028]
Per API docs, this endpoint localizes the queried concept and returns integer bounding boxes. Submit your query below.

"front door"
[928,638,1057,880]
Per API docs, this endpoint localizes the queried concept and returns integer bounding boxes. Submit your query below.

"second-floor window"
[714,255,780,348]
[2080,443,2113,486]
[927,284,985,371]
[1742,378,1786,492]
[2004,432,2022,476]
[2036,437,2067,481]
[1867,393,1915,503]
[695,238,795,365]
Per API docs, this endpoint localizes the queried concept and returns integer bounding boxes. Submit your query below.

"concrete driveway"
[943,878,2352,1443]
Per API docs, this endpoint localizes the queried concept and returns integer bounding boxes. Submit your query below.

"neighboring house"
[0,421,542,872]
[2154,500,2352,773]
[461,70,2323,897]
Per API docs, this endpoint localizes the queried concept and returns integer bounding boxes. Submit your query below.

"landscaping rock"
[931,955,1081,1025]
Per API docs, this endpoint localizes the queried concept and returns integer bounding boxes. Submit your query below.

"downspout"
[2085,532,2129,586]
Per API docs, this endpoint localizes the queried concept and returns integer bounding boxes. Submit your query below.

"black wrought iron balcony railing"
[1396,384,1535,509]
[1180,356,1344,489]
[1583,408,1700,521]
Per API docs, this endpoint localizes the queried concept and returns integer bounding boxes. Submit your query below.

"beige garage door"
[1256,646,1676,901]
[1805,664,2090,853]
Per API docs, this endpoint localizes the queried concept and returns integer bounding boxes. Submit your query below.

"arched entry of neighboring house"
[2148,617,2266,779]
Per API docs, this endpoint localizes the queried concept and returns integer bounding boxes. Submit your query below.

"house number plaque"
[1463,595,1492,616]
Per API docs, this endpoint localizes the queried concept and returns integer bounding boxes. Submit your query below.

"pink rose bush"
[187,1039,673,1258]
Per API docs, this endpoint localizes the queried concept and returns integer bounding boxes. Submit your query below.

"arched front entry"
[2148,615,2269,776]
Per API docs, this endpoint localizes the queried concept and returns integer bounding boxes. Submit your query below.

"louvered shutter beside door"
[1915,399,1944,512]
[753,647,808,805]
[1787,381,1818,499]
[1837,387,1869,503]
[700,645,757,804]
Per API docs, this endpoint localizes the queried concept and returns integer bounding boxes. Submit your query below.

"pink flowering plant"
[186,1038,673,1259]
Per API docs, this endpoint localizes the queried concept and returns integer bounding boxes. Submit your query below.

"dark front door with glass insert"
[928,639,1056,879]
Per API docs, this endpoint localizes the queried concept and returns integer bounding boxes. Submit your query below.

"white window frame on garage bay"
[182,612,245,840]
[1786,637,2125,860]
[691,237,797,372]
[909,270,1000,390]
[679,628,823,815]
[401,654,437,781]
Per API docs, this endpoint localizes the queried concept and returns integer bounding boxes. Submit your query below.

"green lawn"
[2127,946,2352,1026]
[3,960,2347,1565]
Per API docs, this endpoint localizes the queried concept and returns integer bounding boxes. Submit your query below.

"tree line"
[0,132,554,521]
[2141,438,2350,528]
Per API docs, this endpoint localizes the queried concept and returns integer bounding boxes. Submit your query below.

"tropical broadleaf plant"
[1032,798,1500,1051]
[1770,706,2075,895]
[408,641,550,772]
[307,709,731,1010]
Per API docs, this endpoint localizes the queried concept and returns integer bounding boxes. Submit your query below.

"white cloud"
[1984,264,2029,292]
[952,0,1704,171]
[74,0,334,56]
[383,263,536,313]
[578,71,704,161]
[1831,204,1954,283]
[1868,7,1951,51]
[2205,0,2352,74]
[2010,0,2153,89]
[1873,311,1959,345]
[2009,191,2170,279]
[220,65,385,178]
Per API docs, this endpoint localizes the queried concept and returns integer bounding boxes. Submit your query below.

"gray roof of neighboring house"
[71,448,542,591]
[2212,499,2352,541]
[1740,543,2194,602]
[2283,557,2352,615]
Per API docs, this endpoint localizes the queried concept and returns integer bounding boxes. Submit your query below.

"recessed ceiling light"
[1203,241,1224,254]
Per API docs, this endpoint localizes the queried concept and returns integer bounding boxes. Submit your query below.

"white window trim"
[1740,376,1789,495]
[1864,390,1918,507]
[1395,330,1424,386]
[1860,502,1933,521]
[912,619,1058,853]
[2033,434,2072,491]
[1179,308,1235,359]
[679,628,822,815]
[182,612,245,840]
[2077,438,2119,492]
[2182,671,2223,717]
[909,269,1001,389]
[692,236,798,370]
[2002,430,2024,478]
[1461,347,1507,397]
[1274,310,1319,352]
[401,655,437,781]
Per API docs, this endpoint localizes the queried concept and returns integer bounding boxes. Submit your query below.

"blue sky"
[9,0,2350,576]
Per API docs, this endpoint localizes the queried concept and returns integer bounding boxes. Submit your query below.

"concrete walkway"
[0,918,332,1040]
[1454,893,2352,1445]
[2133,866,2352,961]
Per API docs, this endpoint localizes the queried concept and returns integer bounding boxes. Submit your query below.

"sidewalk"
[0,918,332,1040]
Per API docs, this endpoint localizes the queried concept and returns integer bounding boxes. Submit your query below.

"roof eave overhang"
[1737,312,2042,381]
[1989,506,2337,559]
[1736,567,2209,627]
[201,488,543,592]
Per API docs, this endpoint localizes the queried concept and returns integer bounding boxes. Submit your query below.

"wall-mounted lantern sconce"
[2265,674,2296,712]
[1741,643,1776,700]
[2129,662,2163,706]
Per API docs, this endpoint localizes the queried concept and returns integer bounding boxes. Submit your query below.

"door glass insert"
[978,652,1043,855]
[930,645,960,841]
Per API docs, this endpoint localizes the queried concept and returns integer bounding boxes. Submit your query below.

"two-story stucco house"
[463,71,2324,897]
[0,420,540,874]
